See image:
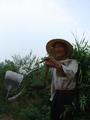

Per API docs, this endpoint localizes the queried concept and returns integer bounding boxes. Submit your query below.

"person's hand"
[48,56,61,68]
[44,56,61,68]
[44,57,56,68]
[45,60,57,68]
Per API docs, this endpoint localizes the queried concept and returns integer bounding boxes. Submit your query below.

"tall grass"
[72,35,90,111]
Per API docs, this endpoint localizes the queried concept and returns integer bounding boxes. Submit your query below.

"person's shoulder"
[69,59,78,62]
[68,59,79,66]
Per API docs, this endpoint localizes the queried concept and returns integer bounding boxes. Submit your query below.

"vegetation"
[0,37,90,120]
[72,35,90,112]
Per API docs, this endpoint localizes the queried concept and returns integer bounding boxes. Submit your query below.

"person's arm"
[44,56,60,68]
[46,57,67,77]
[44,56,67,77]
[45,57,79,79]
[61,60,78,79]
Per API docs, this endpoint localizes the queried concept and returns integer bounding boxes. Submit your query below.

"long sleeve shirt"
[50,59,78,101]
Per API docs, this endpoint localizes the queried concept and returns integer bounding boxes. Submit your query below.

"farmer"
[44,39,78,120]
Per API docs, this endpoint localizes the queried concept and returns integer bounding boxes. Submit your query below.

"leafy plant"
[72,34,90,111]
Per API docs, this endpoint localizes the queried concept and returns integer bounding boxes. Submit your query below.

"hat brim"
[46,39,73,58]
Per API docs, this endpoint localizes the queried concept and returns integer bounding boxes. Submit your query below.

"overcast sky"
[0,0,90,61]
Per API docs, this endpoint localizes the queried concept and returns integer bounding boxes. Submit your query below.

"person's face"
[53,43,66,60]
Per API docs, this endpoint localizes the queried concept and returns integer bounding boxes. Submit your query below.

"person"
[44,39,78,120]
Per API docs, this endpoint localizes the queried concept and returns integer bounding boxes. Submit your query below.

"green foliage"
[12,51,39,74]
[72,35,90,111]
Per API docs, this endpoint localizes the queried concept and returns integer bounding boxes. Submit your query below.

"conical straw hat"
[46,39,73,58]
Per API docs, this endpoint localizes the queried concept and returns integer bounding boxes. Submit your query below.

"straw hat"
[46,39,73,58]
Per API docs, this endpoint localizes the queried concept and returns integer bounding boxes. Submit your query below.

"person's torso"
[51,59,78,90]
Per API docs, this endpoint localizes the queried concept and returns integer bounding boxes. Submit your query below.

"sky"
[0,0,90,61]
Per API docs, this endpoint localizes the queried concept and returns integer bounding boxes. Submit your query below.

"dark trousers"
[51,91,75,120]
